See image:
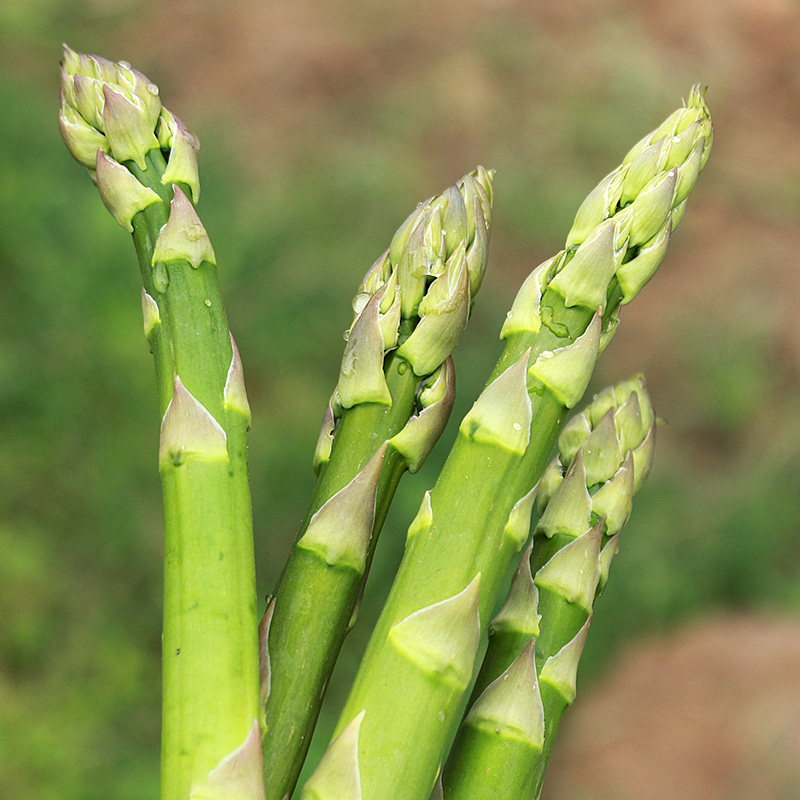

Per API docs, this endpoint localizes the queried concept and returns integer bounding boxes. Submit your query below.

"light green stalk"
[59,47,262,800]
[306,87,711,800]
[442,377,656,799]
[262,170,494,800]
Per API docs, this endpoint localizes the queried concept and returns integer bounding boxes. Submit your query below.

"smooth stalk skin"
[309,88,712,800]
[262,171,494,800]
[59,48,262,800]
[442,377,655,800]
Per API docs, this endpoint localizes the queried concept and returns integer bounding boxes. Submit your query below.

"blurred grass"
[2,0,800,797]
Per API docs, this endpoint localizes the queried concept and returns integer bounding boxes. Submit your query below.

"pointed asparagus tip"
[152,184,216,269]
[195,719,266,800]
[490,539,540,638]
[528,312,601,409]
[158,375,228,470]
[303,711,365,800]
[539,615,593,705]
[389,574,482,691]
[258,597,276,707]
[459,349,533,454]
[224,333,252,424]
[95,149,161,231]
[535,450,592,539]
[466,639,545,749]
[534,519,604,612]
[390,357,455,473]
[298,443,388,573]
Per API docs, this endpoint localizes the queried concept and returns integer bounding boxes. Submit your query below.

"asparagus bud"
[326,90,709,800]
[263,169,494,800]
[60,48,262,800]
[442,379,655,800]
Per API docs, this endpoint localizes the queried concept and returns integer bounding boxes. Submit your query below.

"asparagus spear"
[306,87,711,800]
[59,48,263,800]
[262,170,494,800]
[442,376,655,799]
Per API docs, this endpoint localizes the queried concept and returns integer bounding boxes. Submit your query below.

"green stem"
[130,151,261,799]
[261,355,418,800]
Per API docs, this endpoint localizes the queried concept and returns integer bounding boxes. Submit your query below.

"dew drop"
[204,299,212,307]
[512,422,522,431]
[147,83,160,96]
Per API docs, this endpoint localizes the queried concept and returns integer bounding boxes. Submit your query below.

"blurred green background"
[2,1,800,798]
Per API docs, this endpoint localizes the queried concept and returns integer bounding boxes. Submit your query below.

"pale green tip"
[389,574,482,691]
[533,457,565,518]
[460,350,532,455]
[258,598,275,708]
[465,194,489,295]
[466,639,545,749]
[406,490,434,544]
[528,312,601,409]
[396,247,471,377]
[580,409,623,488]
[302,711,365,800]
[152,185,217,269]
[617,220,672,304]
[591,451,634,536]
[141,289,160,341]
[312,399,337,475]
[490,540,540,638]
[549,221,619,311]
[95,149,161,232]
[535,450,592,540]
[390,357,455,473]
[558,411,592,468]
[297,443,387,573]
[565,169,626,249]
[534,520,603,612]
[627,168,677,247]
[597,534,620,596]
[338,289,392,409]
[159,376,228,471]
[161,114,202,204]
[396,210,433,319]
[440,183,469,258]
[632,423,656,494]
[500,255,560,340]
[101,84,159,170]
[191,719,266,800]
[539,615,592,706]
[503,484,538,551]
[59,100,108,168]
[224,334,252,425]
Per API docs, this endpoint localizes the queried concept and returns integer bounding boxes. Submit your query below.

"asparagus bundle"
[262,170,494,800]
[59,48,263,800]
[442,376,655,799]
[304,88,711,800]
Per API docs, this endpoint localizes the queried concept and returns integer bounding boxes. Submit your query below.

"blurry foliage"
[3,1,800,797]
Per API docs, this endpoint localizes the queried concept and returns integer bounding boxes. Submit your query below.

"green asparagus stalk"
[441,376,656,799]
[262,170,494,800]
[306,87,711,800]
[59,47,262,800]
